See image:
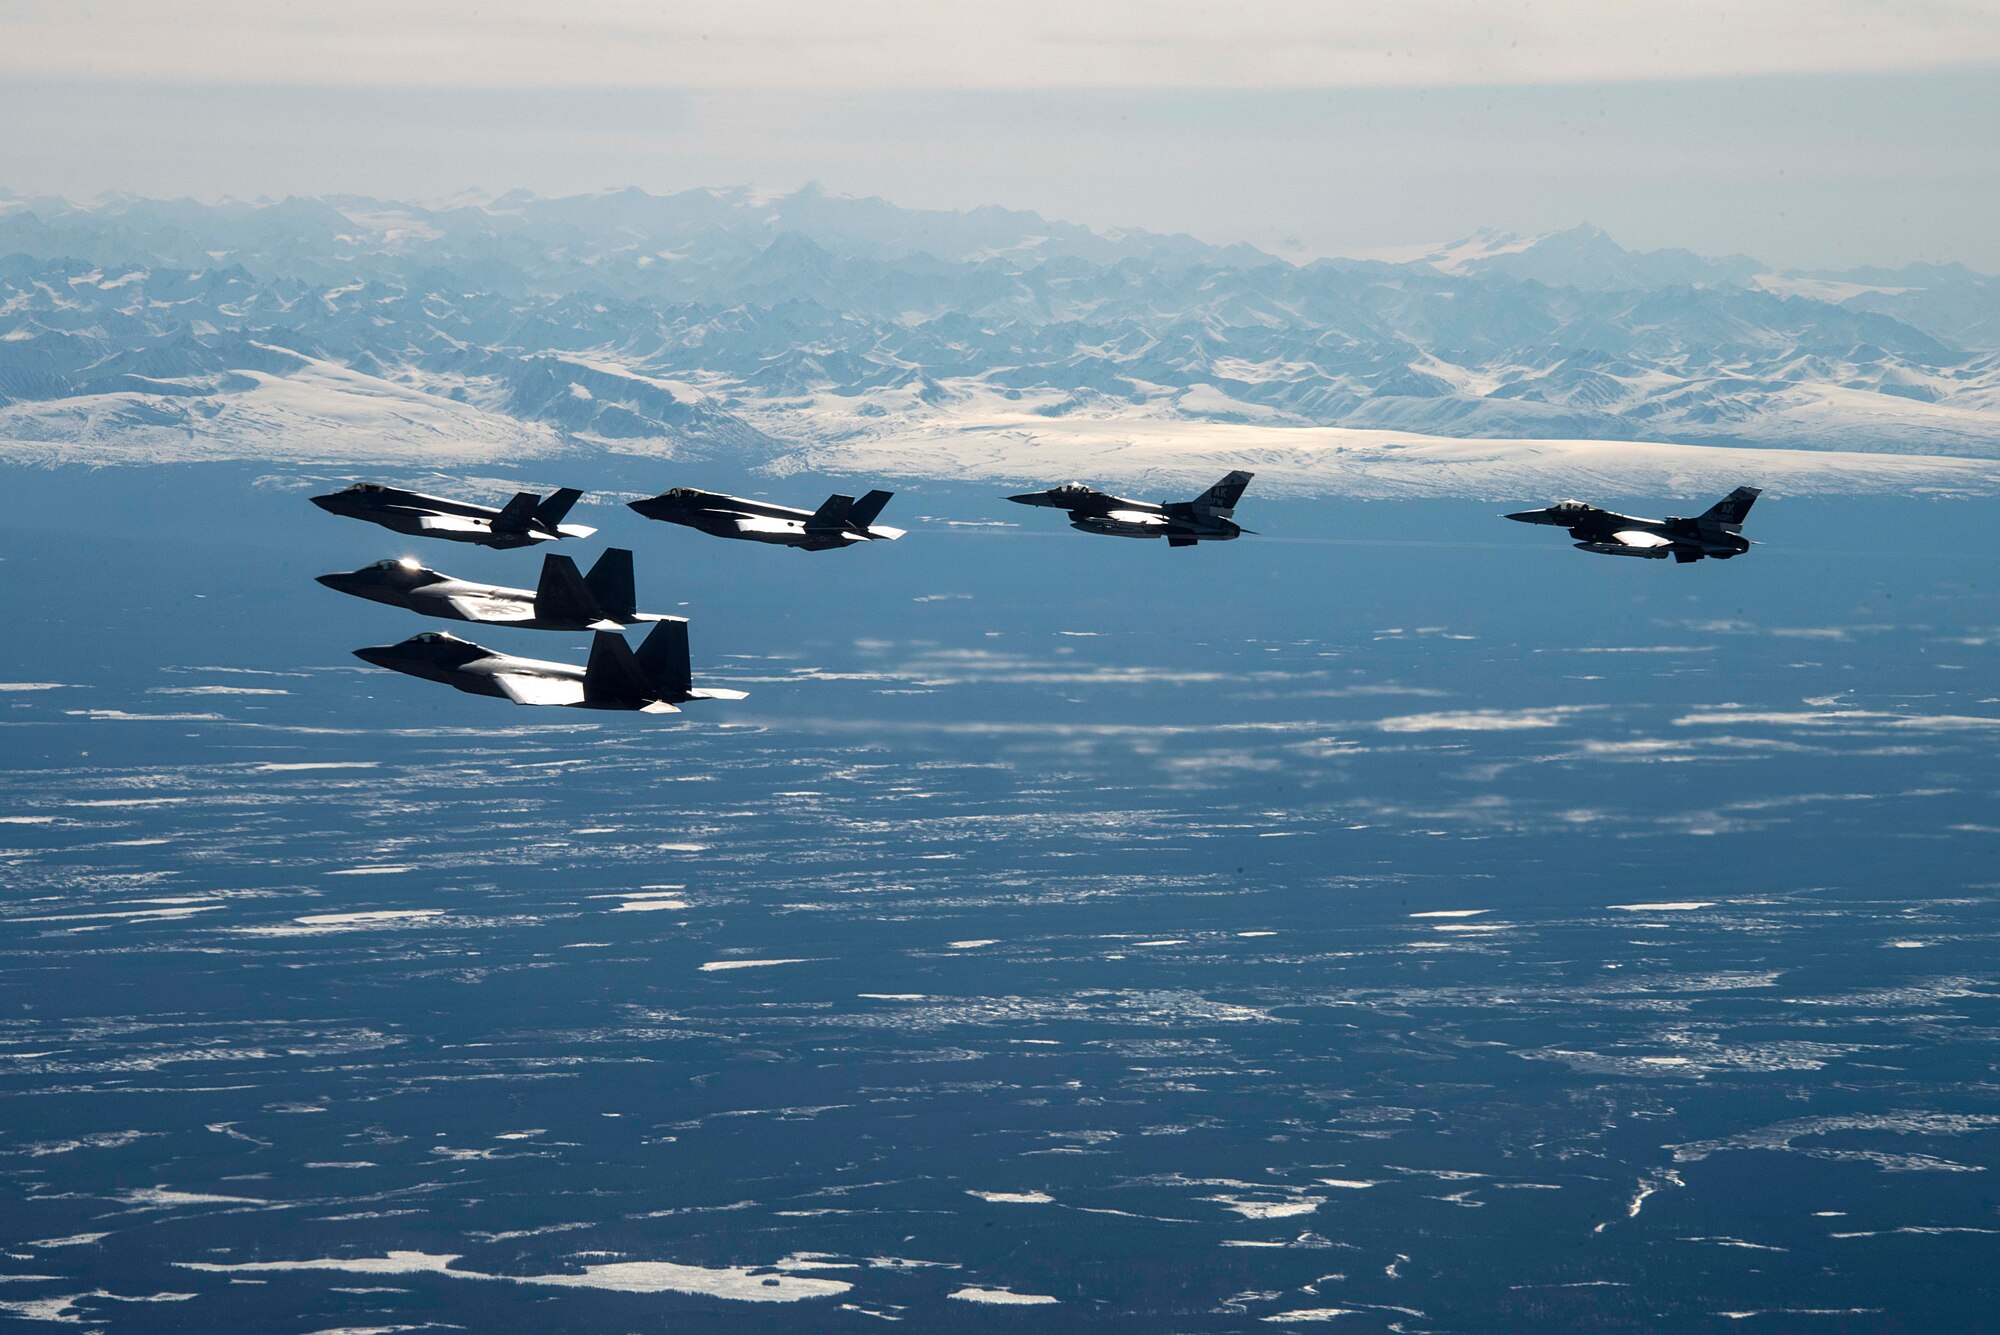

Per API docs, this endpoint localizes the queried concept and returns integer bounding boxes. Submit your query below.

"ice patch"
[1610,902,1716,912]
[699,959,815,971]
[967,1190,1055,1204]
[949,1287,1058,1305]
[176,1252,851,1302]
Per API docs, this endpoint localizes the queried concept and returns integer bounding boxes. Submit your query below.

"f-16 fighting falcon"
[627,486,903,550]
[1504,486,1761,563]
[1007,471,1255,547]
[310,482,595,548]
[353,621,746,714]
[316,549,668,631]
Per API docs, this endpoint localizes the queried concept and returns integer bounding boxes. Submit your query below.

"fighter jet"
[316,549,670,632]
[627,486,903,551]
[1007,471,1254,547]
[310,482,595,549]
[1504,486,1762,563]
[352,621,746,714]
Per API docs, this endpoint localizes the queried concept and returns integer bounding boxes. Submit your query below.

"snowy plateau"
[4,185,2000,495]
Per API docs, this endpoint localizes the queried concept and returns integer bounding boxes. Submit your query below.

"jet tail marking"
[1190,470,1253,514]
[848,490,894,529]
[1699,486,1761,530]
[582,548,637,620]
[805,494,856,531]
[534,554,602,625]
[582,631,655,704]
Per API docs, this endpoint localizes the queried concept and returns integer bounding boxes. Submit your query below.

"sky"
[4,1,1998,269]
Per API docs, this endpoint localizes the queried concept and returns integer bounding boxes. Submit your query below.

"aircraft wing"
[1105,509,1169,527]
[489,672,587,707]
[443,594,536,624]
[1607,529,1674,549]
[734,516,803,536]
[416,514,492,535]
[863,525,906,541]
[687,687,751,701]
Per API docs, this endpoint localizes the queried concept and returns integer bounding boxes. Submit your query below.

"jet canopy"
[366,558,425,572]
[1052,482,1093,496]
[408,631,472,646]
[1548,499,1590,513]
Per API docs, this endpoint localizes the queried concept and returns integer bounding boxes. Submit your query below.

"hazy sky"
[5,1,1998,268]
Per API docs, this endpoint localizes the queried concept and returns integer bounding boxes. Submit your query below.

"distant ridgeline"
[1,186,1998,478]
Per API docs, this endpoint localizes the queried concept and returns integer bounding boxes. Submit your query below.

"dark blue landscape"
[2,466,1998,1331]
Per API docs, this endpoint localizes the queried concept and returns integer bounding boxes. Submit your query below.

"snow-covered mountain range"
[4,186,1999,493]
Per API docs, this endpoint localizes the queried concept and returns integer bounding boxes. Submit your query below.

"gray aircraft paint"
[628,486,904,551]
[316,549,670,632]
[1007,470,1254,547]
[310,482,596,549]
[352,622,746,713]
[1504,486,1762,562]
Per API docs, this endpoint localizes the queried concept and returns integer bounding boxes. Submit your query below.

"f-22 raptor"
[311,482,595,549]
[1505,487,1762,563]
[628,487,903,551]
[1007,472,1254,547]
[316,549,669,631]
[354,621,746,714]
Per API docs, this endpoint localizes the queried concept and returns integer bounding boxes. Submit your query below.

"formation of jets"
[313,470,1765,715]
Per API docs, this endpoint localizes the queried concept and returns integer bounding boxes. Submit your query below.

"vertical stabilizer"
[533,554,602,625]
[535,487,584,527]
[848,490,894,529]
[582,631,654,704]
[1699,486,1761,530]
[582,548,637,620]
[494,492,541,531]
[634,620,693,697]
[805,494,855,530]
[1191,471,1253,513]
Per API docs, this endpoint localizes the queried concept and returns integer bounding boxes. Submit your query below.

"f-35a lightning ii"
[317,549,669,631]
[1007,471,1254,547]
[627,486,903,550]
[353,621,746,713]
[1504,486,1761,563]
[310,482,595,549]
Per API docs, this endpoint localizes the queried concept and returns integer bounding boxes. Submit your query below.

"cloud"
[9,2,1998,90]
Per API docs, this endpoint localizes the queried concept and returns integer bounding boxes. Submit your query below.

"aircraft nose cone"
[314,573,351,591]
[627,496,663,516]
[309,493,340,513]
[352,645,396,668]
[1503,510,1540,523]
[1005,493,1042,505]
